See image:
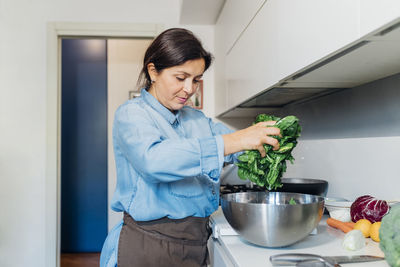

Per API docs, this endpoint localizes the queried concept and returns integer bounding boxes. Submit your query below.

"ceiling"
[179,0,226,25]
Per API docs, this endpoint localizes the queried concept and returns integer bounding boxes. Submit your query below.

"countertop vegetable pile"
[236,114,301,190]
[326,193,399,262]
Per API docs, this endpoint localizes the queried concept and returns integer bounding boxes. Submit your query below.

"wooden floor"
[61,253,100,267]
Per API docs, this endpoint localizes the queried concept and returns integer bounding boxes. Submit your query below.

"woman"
[100,28,280,267]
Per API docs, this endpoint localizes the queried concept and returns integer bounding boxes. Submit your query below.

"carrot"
[327,218,354,233]
[344,221,355,228]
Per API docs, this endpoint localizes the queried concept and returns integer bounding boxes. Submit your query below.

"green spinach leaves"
[236,114,301,190]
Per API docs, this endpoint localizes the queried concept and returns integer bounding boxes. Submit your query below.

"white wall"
[0,1,215,266]
[187,25,216,119]
[281,73,400,201]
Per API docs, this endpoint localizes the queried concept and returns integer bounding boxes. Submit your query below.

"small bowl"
[325,197,349,202]
[324,198,352,221]
[221,191,324,247]
[324,198,352,213]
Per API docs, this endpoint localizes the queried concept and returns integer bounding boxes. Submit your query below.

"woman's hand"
[222,121,280,157]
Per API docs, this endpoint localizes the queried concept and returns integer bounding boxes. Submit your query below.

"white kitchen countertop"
[210,207,388,267]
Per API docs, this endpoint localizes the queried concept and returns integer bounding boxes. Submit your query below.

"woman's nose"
[183,79,193,94]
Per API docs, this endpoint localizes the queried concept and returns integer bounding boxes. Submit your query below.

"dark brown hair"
[138,28,213,89]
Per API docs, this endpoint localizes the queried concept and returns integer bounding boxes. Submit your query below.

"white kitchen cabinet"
[221,0,360,113]
[216,0,266,55]
[214,0,265,115]
[275,0,359,82]
[360,0,400,38]
[215,1,400,117]
[209,239,235,267]
[281,37,400,88]
[225,0,281,109]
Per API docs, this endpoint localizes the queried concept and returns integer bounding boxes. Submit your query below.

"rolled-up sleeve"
[208,119,242,164]
[198,136,222,181]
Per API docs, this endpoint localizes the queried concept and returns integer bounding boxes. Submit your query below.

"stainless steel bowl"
[221,192,324,247]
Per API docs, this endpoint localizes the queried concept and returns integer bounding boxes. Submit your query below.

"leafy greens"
[236,114,301,190]
[289,197,297,205]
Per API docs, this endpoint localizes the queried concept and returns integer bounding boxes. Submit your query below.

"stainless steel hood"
[239,87,344,108]
[218,19,400,118]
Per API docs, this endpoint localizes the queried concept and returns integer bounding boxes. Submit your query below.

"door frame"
[45,22,162,267]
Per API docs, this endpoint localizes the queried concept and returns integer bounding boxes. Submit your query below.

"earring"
[151,80,155,84]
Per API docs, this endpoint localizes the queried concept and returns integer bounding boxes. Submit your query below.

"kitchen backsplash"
[283,136,400,200]
[280,72,400,200]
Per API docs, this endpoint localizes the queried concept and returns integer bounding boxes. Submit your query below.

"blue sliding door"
[61,39,108,252]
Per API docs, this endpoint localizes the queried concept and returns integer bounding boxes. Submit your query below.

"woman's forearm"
[222,122,280,157]
[222,132,243,156]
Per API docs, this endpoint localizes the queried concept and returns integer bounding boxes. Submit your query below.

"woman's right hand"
[222,121,281,157]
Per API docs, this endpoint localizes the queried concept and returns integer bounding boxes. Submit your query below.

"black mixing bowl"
[274,178,328,197]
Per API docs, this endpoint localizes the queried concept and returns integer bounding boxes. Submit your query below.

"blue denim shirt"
[100,88,237,267]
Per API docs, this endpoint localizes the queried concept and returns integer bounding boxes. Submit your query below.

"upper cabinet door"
[360,1,400,38]
[214,0,265,115]
[215,0,400,117]
[216,0,266,55]
[225,0,280,109]
[222,0,361,112]
[275,0,359,83]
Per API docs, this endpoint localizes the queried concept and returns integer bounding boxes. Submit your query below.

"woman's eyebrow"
[175,71,203,78]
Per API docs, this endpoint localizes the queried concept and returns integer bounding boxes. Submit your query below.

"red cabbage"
[350,195,390,223]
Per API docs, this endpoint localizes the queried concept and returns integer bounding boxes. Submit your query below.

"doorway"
[58,36,153,267]
[61,38,108,253]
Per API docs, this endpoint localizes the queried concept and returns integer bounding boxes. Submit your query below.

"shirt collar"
[141,88,181,125]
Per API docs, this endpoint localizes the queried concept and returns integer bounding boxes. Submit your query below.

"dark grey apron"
[118,212,212,267]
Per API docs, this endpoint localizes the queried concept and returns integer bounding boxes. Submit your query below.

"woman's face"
[147,58,205,111]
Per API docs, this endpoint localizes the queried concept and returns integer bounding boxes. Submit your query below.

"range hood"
[219,19,400,118]
[239,87,344,108]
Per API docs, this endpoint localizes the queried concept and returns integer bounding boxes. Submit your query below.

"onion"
[343,230,365,251]
[350,195,389,223]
